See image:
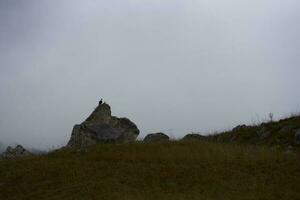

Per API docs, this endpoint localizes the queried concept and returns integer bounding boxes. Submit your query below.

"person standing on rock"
[99,99,103,105]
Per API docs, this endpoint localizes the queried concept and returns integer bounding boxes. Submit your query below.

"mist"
[0,0,299,150]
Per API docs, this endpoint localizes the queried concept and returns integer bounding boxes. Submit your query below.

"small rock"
[143,133,169,143]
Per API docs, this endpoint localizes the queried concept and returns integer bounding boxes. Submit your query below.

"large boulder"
[1,145,31,159]
[143,132,169,143]
[67,102,140,148]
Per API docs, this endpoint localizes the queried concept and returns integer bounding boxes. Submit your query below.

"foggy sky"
[0,0,299,150]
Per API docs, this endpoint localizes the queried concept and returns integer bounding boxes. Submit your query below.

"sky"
[0,0,299,150]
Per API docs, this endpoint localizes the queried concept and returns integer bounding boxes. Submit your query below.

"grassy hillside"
[204,116,300,148]
[1,141,300,200]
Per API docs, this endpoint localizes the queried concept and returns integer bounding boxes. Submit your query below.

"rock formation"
[67,102,139,148]
[1,145,31,159]
[143,132,169,143]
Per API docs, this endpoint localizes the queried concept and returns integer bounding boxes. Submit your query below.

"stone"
[1,145,31,159]
[143,132,169,143]
[182,134,205,141]
[67,102,140,148]
[295,129,300,145]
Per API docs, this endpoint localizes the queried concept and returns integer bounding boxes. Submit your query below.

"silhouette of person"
[99,99,103,105]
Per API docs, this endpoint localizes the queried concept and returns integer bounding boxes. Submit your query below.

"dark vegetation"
[1,142,300,200]
[0,116,300,199]
[205,115,300,149]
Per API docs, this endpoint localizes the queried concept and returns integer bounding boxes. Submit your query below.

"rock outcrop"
[1,145,31,159]
[143,132,169,143]
[67,102,140,148]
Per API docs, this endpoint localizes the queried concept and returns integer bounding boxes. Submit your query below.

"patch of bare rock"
[67,101,140,148]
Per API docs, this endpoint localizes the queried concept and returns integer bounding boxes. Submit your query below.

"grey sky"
[0,0,299,149]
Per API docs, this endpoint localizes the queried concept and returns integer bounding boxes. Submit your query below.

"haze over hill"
[0,142,5,153]
[0,0,299,150]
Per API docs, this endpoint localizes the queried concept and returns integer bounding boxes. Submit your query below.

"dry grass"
[0,141,300,200]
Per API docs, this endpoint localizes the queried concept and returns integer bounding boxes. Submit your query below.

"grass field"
[1,141,300,200]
